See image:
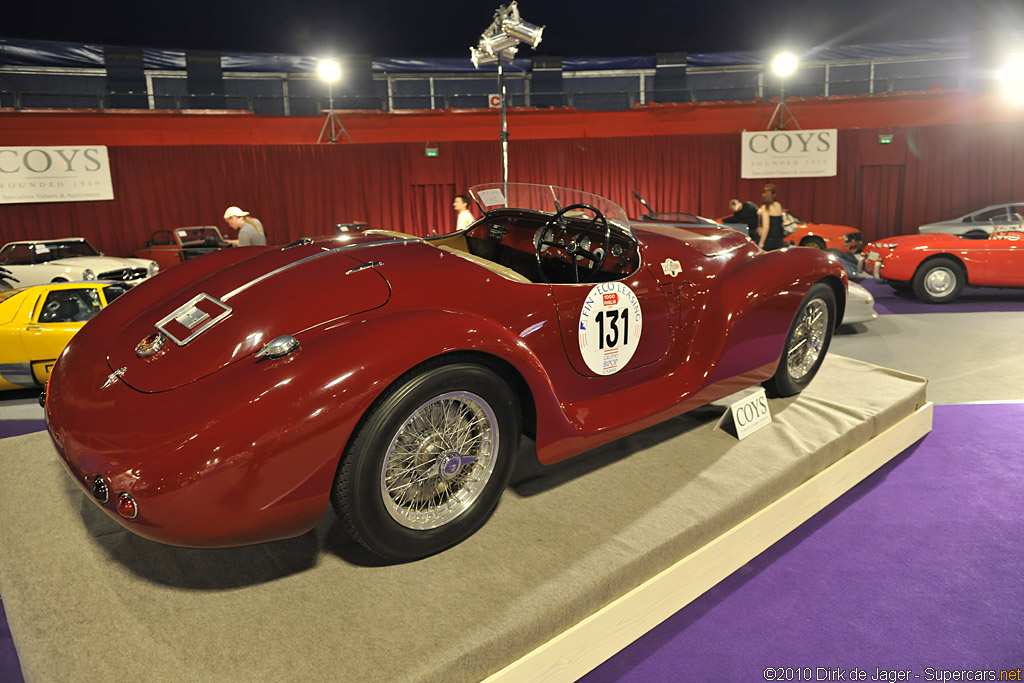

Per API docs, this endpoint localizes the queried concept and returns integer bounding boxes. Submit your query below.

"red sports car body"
[860,225,1024,303]
[45,184,847,561]
[781,211,863,253]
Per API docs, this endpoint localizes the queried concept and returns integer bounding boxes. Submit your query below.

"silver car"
[918,203,1024,238]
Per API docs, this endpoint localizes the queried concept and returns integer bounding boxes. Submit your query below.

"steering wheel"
[534,203,611,283]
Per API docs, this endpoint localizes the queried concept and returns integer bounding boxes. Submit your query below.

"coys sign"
[741,129,837,179]
[0,146,114,204]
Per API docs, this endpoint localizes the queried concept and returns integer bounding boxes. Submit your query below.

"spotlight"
[771,52,799,78]
[997,53,1024,106]
[317,59,342,84]
[471,46,499,68]
[480,32,520,55]
[316,58,351,143]
[502,10,543,47]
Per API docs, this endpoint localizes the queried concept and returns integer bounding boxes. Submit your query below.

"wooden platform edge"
[483,401,935,683]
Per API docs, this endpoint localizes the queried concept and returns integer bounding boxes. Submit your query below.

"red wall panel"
[1,111,1023,258]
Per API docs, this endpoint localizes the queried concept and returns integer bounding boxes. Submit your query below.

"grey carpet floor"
[0,356,926,682]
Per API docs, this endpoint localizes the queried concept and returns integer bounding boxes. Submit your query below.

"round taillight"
[116,492,138,520]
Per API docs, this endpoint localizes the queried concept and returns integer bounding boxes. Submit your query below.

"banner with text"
[741,129,837,179]
[0,146,114,204]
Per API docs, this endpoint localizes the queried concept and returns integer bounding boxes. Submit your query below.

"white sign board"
[488,94,501,108]
[0,145,114,204]
[714,387,772,440]
[741,129,837,179]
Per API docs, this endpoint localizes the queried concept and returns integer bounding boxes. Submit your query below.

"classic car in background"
[842,281,877,325]
[0,266,16,291]
[917,203,1024,238]
[780,211,863,253]
[0,238,158,287]
[0,281,132,391]
[632,191,746,235]
[46,183,847,562]
[130,226,232,270]
[861,223,1024,303]
[634,193,874,324]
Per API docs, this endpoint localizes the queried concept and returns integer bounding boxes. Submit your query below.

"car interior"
[419,207,641,285]
[37,289,103,324]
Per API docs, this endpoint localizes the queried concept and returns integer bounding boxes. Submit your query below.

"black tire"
[800,236,827,250]
[763,283,836,398]
[911,257,965,304]
[332,362,521,562]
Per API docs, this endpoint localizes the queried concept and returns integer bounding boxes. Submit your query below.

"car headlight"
[148,262,159,277]
[82,268,96,281]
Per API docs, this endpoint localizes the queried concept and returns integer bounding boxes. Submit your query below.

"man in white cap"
[223,206,267,247]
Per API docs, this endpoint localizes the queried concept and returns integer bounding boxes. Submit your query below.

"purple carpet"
[584,403,1024,682]
[2,406,1021,683]
[859,278,1024,315]
[0,421,46,440]
[0,599,20,683]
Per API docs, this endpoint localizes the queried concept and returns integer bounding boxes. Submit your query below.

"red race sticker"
[603,293,619,306]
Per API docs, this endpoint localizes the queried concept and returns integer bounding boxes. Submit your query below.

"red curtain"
[2,121,1024,258]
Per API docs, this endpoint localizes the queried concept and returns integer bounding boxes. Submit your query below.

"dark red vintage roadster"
[45,184,847,561]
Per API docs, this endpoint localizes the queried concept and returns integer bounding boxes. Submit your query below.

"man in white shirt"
[453,194,475,231]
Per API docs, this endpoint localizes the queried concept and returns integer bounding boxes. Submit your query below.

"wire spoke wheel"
[786,298,829,381]
[380,391,498,530]
[764,283,836,398]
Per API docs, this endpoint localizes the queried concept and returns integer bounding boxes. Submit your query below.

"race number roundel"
[578,282,643,375]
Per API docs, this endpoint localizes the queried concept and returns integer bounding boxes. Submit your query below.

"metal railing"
[0,53,970,114]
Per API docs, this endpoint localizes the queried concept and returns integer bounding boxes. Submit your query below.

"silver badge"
[135,331,166,358]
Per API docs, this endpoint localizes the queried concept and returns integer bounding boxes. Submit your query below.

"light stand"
[766,82,800,130]
[317,59,353,143]
[471,2,544,197]
[497,59,510,195]
[766,52,801,131]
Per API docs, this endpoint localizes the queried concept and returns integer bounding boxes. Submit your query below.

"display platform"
[0,355,930,683]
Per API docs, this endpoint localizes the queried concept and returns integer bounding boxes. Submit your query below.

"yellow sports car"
[0,281,132,391]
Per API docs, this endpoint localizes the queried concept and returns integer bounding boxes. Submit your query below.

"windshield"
[29,240,100,263]
[176,227,224,244]
[469,183,634,238]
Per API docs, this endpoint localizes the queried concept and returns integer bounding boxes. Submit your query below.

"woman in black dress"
[757,184,785,251]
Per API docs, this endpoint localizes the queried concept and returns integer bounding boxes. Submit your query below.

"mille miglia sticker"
[578,282,643,375]
[661,258,683,277]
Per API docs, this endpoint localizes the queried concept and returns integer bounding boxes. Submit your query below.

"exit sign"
[878,133,894,144]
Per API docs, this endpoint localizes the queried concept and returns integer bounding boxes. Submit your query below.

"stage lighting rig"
[471,2,545,192]
[767,51,801,130]
[317,58,353,143]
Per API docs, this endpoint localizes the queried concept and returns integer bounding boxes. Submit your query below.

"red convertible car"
[861,224,1024,303]
[45,184,846,561]
[130,226,232,270]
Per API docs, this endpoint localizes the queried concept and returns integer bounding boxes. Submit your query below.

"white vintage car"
[0,238,158,287]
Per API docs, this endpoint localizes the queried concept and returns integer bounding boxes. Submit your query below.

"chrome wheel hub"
[924,267,955,296]
[381,391,498,530]
[786,298,828,381]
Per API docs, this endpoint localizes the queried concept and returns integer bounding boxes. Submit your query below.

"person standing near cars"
[724,198,760,240]
[223,206,267,246]
[453,194,475,231]
[757,184,785,251]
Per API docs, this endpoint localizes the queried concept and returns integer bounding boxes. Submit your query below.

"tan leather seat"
[437,246,531,283]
